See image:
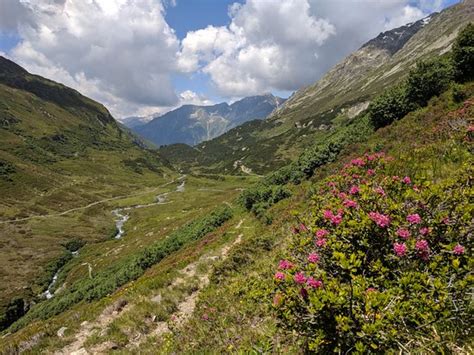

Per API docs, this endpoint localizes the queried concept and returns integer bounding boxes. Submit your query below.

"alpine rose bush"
[273,153,473,352]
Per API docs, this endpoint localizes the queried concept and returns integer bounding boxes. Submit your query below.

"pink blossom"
[273,293,283,306]
[315,238,327,247]
[343,199,358,208]
[307,253,320,264]
[294,272,307,284]
[419,227,430,236]
[369,212,391,228]
[291,226,300,234]
[453,244,465,255]
[323,209,334,220]
[366,287,377,293]
[413,185,420,192]
[349,185,360,195]
[393,242,407,257]
[402,176,411,184]
[367,169,375,176]
[202,313,209,321]
[274,272,285,280]
[352,174,360,179]
[278,260,294,270]
[331,214,343,225]
[392,176,400,182]
[396,228,411,239]
[327,181,336,188]
[442,217,450,225]
[415,239,429,252]
[407,214,422,224]
[374,187,386,197]
[351,158,366,167]
[306,277,323,289]
[316,229,329,238]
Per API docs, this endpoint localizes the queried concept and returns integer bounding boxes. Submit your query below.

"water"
[43,271,60,299]
[112,209,129,239]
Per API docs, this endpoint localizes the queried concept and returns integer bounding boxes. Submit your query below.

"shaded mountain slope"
[134,94,285,146]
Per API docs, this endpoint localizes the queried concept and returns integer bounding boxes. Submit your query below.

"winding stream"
[112,177,186,240]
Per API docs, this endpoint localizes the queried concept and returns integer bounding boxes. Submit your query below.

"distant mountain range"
[127,94,285,146]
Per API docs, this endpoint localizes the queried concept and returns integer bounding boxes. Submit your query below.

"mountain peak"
[361,14,438,55]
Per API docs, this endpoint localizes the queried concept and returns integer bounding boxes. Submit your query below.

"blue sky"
[0,0,462,118]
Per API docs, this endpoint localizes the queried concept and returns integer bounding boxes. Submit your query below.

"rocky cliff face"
[133,94,285,146]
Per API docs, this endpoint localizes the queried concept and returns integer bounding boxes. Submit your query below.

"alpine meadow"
[0,0,473,353]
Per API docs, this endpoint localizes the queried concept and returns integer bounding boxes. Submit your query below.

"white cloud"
[4,0,181,117]
[178,0,336,97]
[178,0,447,98]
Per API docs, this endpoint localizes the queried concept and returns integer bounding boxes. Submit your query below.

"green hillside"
[0,5,473,354]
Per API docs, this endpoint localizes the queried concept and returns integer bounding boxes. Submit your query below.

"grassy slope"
[2,83,471,353]
[140,85,473,353]
[0,57,179,327]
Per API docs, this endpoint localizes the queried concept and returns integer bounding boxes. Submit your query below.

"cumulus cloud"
[3,0,180,117]
[178,0,449,98]
[178,0,336,97]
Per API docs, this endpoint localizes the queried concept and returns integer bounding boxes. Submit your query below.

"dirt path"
[128,233,243,350]
[55,229,244,354]
[0,175,185,225]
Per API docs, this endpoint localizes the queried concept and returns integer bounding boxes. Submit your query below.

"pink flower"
[327,181,336,188]
[349,185,360,195]
[442,217,450,225]
[367,169,375,176]
[351,158,366,167]
[415,239,429,252]
[273,293,283,306]
[392,176,400,182]
[374,187,386,197]
[366,287,377,293]
[202,313,209,321]
[315,238,327,247]
[402,176,411,184]
[274,272,285,280]
[419,227,430,236]
[453,244,465,255]
[407,214,422,224]
[397,228,411,239]
[306,277,323,289]
[323,209,334,220]
[291,226,300,234]
[294,272,307,284]
[278,260,294,270]
[352,174,360,179]
[307,253,320,263]
[316,229,329,238]
[343,199,358,208]
[393,242,407,257]
[331,214,343,225]
[369,212,391,228]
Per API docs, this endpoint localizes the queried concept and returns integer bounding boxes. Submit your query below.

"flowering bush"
[273,153,473,352]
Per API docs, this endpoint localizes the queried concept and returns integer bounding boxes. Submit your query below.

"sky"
[0,0,461,119]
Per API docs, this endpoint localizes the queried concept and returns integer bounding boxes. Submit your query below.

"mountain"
[120,116,152,129]
[159,0,473,174]
[133,94,285,146]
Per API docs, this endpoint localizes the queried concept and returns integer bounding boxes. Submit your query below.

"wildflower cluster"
[273,153,472,352]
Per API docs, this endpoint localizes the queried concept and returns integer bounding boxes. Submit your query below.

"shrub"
[273,154,472,352]
[452,23,474,82]
[368,85,410,129]
[406,57,454,107]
